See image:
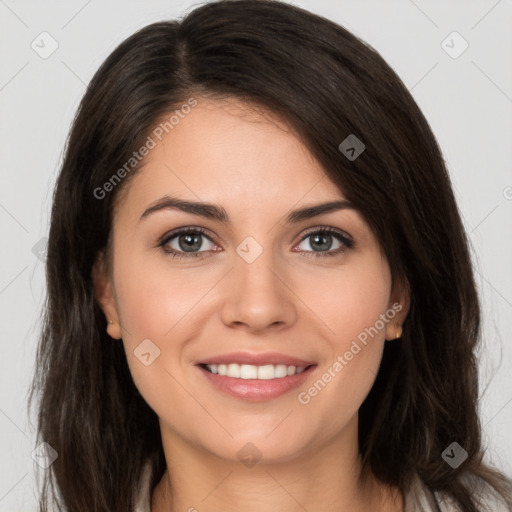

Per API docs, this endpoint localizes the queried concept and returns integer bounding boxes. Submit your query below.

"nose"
[219,246,298,333]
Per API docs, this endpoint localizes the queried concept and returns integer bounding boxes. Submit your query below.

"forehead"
[114,97,348,222]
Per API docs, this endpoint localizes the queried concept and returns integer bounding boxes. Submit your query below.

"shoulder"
[134,460,153,512]
[405,472,511,512]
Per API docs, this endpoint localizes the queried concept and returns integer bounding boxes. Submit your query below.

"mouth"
[196,359,317,402]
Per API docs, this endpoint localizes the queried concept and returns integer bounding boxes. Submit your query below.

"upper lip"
[197,352,315,367]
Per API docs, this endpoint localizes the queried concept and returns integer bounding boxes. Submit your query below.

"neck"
[151,416,403,512]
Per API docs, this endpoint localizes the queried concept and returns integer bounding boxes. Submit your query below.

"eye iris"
[310,233,332,251]
[179,233,202,252]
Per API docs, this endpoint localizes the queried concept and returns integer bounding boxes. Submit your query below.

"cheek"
[111,251,218,409]
[306,253,392,348]
[297,255,391,412]
[112,249,207,338]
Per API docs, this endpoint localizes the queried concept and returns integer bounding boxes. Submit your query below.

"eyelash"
[157,226,354,260]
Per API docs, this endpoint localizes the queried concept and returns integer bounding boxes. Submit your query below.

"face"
[94,97,409,465]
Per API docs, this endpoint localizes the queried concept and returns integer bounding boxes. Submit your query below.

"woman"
[29,1,512,511]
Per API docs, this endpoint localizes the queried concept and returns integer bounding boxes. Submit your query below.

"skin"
[93,97,410,512]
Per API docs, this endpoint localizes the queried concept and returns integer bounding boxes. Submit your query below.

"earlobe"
[91,253,122,340]
[106,319,122,340]
[385,277,410,341]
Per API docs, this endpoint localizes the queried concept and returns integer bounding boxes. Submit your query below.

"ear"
[91,252,122,340]
[385,276,410,341]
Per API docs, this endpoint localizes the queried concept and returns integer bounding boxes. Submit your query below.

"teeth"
[205,363,308,379]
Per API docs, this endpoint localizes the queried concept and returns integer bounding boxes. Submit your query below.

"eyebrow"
[139,195,356,224]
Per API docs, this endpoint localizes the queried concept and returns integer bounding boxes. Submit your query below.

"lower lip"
[197,365,316,402]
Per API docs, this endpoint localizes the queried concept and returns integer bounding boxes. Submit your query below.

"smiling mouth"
[199,363,315,380]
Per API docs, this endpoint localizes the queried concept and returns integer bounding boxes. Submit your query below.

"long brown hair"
[29,1,512,510]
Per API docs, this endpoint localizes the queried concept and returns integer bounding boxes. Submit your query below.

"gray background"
[1,0,511,509]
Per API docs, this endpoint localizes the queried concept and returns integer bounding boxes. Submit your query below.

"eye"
[157,225,353,260]
[294,226,353,258]
[158,227,218,259]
